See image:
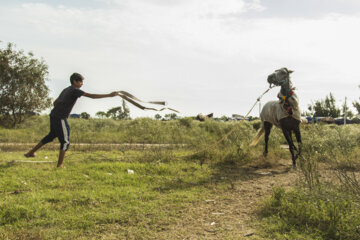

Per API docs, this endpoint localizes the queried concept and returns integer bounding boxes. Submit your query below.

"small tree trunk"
[12,113,17,128]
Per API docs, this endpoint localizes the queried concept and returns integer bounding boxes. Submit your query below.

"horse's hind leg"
[281,128,297,169]
[264,121,273,156]
[294,124,302,157]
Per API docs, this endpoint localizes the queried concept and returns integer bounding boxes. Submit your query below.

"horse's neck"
[280,80,292,96]
[287,92,299,110]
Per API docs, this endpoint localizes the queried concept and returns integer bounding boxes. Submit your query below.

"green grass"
[257,124,360,240]
[0,150,213,239]
[0,115,259,144]
[259,187,360,240]
[2,116,360,239]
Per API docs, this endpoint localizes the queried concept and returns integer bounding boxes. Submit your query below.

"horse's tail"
[250,125,265,147]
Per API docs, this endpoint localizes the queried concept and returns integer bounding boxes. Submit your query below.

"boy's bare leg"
[24,141,44,158]
[57,150,66,168]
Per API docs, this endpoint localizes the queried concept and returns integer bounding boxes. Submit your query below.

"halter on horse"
[267,68,296,107]
[251,68,302,169]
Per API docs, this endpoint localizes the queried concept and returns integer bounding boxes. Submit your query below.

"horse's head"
[267,68,294,87]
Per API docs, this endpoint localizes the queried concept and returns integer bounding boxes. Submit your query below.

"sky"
[1,0,360,118]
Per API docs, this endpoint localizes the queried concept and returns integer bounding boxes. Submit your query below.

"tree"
[307,93,340,118]
[220,115,229,121]
[164,113,178,120]
[341,98,353,118]
[95,111,108,119]
[154,114,162,120]
[106,99,130,120]
[353,85,360,116]
[353,101,360,116]
[121,99,130,119]
[248,116,259,121]
[0,42,52,127]
[80,112,90,119]
[107,107,122,120]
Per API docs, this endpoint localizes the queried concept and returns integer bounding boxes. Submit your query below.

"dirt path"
[0,142,185,151]
[169,158,299,240]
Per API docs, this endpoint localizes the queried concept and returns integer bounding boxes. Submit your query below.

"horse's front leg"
[281,128,297,169]
[263,121,273,157]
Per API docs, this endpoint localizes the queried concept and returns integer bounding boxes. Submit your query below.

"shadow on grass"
[153,153,293,193]
[0,229,46,240]
[0,162,15,170]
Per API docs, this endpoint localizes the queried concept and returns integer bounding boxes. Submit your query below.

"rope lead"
[188,86,274,157]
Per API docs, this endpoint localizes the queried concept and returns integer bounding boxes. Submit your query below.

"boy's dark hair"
[70,73,84,84]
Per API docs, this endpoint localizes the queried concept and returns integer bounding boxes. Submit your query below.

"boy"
[24,73,118,167]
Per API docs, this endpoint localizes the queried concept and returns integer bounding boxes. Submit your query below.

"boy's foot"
[24,152,35,158]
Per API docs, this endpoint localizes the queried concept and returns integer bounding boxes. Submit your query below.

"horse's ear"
[281,67,294,74]
[285,68,294,74]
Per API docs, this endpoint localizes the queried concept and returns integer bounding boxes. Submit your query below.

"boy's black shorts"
[41,116,70,151]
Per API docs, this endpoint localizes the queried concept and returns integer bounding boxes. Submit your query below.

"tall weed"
[260,124,360,239]
[260,187,360,240]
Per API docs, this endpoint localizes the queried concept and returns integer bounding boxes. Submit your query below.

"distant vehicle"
[306,116,354,125]
[306,116,334,124]
[234,117,250,121]
[70,113,80,118]
[334,118,351,125]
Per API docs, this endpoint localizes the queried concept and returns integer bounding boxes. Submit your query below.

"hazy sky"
[1,0,360,118]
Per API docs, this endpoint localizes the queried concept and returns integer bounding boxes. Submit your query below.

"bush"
[178,117,193,128]
[260,187,360,240]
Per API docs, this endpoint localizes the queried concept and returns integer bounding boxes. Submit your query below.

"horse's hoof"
[263,152,268,157]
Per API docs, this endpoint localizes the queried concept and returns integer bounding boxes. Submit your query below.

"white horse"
[251,68,302,169]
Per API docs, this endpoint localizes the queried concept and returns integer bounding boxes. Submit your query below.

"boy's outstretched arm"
[83,92,118,99]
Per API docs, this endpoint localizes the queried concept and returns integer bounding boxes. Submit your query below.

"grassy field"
[1,150,214,239]
[1,116,360,239]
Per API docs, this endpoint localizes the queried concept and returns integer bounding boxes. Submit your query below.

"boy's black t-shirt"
[50,86,84,119]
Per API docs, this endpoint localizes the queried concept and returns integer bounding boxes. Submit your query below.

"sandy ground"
[165,158,299,240]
